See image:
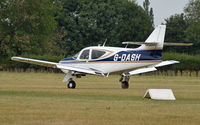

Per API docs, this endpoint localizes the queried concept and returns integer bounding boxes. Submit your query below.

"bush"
[162,52,200,71]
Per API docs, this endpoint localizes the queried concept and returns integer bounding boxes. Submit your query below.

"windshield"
[73,52,80,59]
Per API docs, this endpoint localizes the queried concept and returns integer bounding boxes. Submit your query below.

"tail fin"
[139,25,166,50]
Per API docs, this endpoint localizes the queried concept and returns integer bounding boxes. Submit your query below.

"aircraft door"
[91,50,106,59]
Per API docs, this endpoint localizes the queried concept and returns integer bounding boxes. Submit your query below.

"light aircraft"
[11,25,192,89]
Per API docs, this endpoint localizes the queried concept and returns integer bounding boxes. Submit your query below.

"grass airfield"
[0,72,200,125]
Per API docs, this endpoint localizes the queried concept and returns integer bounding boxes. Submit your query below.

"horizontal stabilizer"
[122,42,157,46]
[122,42,193,46]
[155,60,179,67]
[124,67,157,76]
[164,42,193,46]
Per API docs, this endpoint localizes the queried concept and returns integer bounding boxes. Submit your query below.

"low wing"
[124,60,179,76]
[11,57,104,76]
[56,64,104,76]
[154,60,179,67]
[124,67,157,76]
[11,56,57,68]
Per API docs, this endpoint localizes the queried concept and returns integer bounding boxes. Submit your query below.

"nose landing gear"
[67,79,76,89]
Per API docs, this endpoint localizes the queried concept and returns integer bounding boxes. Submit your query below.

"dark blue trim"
[96,50,162,62]
[60,50,162,63]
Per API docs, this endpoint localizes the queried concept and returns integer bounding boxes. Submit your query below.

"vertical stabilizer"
[138,25,166,50]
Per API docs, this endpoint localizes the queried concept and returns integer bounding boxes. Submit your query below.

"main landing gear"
[119,74,130,89]
[67,79,76,89]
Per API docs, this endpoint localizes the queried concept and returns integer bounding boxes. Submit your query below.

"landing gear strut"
[119,75,130,89]
[67,79,76,89]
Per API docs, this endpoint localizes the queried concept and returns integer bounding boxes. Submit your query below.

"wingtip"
[173,60,180,64]
[11,56,16,60]
[11,56,21,61]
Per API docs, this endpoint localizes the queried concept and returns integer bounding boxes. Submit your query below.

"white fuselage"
[59,46,162,74]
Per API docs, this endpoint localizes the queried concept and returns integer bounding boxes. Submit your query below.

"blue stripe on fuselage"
[60,50,162,63]
[61,57,76,61]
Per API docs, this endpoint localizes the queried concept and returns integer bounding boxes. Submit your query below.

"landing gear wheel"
[121,81,129,89]
[67,80,76,89]
[120,74,130,89]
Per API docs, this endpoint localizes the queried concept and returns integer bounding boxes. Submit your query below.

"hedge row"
[162,52,200,71]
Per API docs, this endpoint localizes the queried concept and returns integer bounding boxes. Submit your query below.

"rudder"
[138,25,166,50]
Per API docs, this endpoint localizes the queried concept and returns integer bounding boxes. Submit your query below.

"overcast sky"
[136,0,189,26]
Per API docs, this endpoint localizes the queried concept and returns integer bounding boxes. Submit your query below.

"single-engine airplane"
[11,25,192,89]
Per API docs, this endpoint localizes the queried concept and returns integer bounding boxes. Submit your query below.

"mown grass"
[0,72,200,125]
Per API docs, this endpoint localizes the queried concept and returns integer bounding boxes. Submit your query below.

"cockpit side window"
[91,50,106,59]
[80,49,90,59]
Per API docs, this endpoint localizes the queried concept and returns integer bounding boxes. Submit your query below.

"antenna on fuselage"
[125,43,129,48]
[102,38,107,47]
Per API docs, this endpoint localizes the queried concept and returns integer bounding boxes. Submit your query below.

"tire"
[67,81,76,89]
[121,81,129,89]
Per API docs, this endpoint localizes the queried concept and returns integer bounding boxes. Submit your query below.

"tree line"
[0,0,200,75]
[164,0,200,54]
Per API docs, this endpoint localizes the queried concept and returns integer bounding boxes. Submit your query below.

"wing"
[11,57,58,68]
[124,60,179,76]
[11,57,104,76]
[154,60,179,68]
[56,64,104,76]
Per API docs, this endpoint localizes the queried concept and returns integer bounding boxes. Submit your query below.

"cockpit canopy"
[74,49,106,60]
